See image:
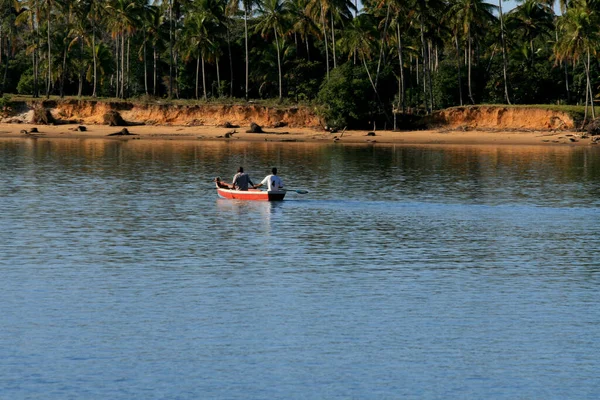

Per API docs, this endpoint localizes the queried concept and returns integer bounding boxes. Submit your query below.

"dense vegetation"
[0,0,598,128]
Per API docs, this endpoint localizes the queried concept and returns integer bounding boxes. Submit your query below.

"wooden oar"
[284,188,309,194]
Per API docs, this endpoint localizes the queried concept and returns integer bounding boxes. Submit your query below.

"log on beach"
[107,128,138,136]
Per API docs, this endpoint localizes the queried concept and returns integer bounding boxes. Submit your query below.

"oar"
[285,188,309,194]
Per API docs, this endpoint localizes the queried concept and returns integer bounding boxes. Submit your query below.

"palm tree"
[412,0,447,113]
[146,3,166,96]
[256,0,287,101]
[138,4,159,96]
[447,0,497,104]
[86,42,113,94]
[75,0,106,98]
[555,0,598,124]
[15,0,42,97]
[284,0,319,60]
[105,0,141,98]
[183,8,212,99]
[56,0,78,98]
[370,0,415,118]
[507,0,554,67]
[328,0,356,70]
[0,0,19,94]
[41,0,53,98]
[497,0,511,104]
[227,0,261,100]
[307,0,332,79]
[338,14,378,93]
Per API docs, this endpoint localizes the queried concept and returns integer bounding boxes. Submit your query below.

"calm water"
[1,138,599,399]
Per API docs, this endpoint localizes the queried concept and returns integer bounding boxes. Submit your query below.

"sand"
[0,122,595,146]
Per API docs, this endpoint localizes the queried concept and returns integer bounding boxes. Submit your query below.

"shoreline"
[0,122,595,146]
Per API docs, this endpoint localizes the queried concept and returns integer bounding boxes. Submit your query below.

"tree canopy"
[0,0,598,128]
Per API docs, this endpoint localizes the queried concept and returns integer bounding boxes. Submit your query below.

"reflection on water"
[1,138,599,399]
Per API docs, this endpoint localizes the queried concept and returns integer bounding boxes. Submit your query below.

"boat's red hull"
[216,185,286,201]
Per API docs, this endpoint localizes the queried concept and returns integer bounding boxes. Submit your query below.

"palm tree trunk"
[2,37,10,95]
[202,55,207,100]
[144,39,148,95]
[92,30,97,97]
[78,37,83,97]
[33,9,39,98]
[175,51,180,99]
[216,58,221,97]
[583,61,589,126]
[330,14,336,69]
[397,24,405,114]
[35,44,40,97]
[153,46,157,96]
[244,6,249,100]
[120,34,125,98]
[376,4,391,88]
[498,0,510,104]
[306,38,310,61]
[196,55,200,99]
[47,11,51,98]
[586,47,595,119]
[321,5,329,80]
[115,36,119,97]
[227,27,233,97]
[126,37,130,97]
[455,34,463,106]
[0,25,3,72]
[361,56,377,95]
[274,27,282,101]
[60,39,67,98]
[427,40,434,112]
[169,0,174,98]
[553,29,569,103]
[420,23,429,113]
[468,33,474,104]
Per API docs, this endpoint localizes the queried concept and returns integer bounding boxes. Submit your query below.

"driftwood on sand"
[107,128,138,136]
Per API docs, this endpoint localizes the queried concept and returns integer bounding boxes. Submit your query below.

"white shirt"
[261,174,284,191]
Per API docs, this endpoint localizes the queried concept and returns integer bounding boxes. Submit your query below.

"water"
[1,138,599,399]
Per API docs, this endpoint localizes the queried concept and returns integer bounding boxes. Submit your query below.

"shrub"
[316,64,373,130]
[0,94,12,117]
[17,74,35,95]
[103,110,126,126]
[32,108,56,124]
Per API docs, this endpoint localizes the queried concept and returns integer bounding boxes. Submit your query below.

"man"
[254,167,284,192]
[231,167,254,191]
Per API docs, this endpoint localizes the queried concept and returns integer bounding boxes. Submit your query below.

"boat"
[216,182,286,201]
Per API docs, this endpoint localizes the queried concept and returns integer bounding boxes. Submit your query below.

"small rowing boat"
[216,182,286,201]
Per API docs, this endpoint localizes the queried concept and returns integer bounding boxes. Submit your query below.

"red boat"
[216,183,286,201]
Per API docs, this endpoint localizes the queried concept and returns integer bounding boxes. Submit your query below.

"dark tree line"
[0,0,598,128]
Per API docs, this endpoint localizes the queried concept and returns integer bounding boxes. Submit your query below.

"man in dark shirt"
[232,167,254,191]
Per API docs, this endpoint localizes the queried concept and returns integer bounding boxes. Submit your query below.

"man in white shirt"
[254,167,284,191]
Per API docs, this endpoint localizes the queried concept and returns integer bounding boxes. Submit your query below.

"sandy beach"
[0,122,595,146]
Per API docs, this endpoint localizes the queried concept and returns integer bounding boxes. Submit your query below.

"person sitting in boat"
[231,166,254,191]
[214,177,232,189]
[253,167,284,192]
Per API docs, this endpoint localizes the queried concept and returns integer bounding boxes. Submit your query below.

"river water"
[1,138,599,399]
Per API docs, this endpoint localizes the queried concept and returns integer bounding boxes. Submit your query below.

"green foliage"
[17,73,35,95]
[432,60,464,109]
[285,59,323,102]
[508,62,565,104]
[316,64,373,130]
[0,94,11,117]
